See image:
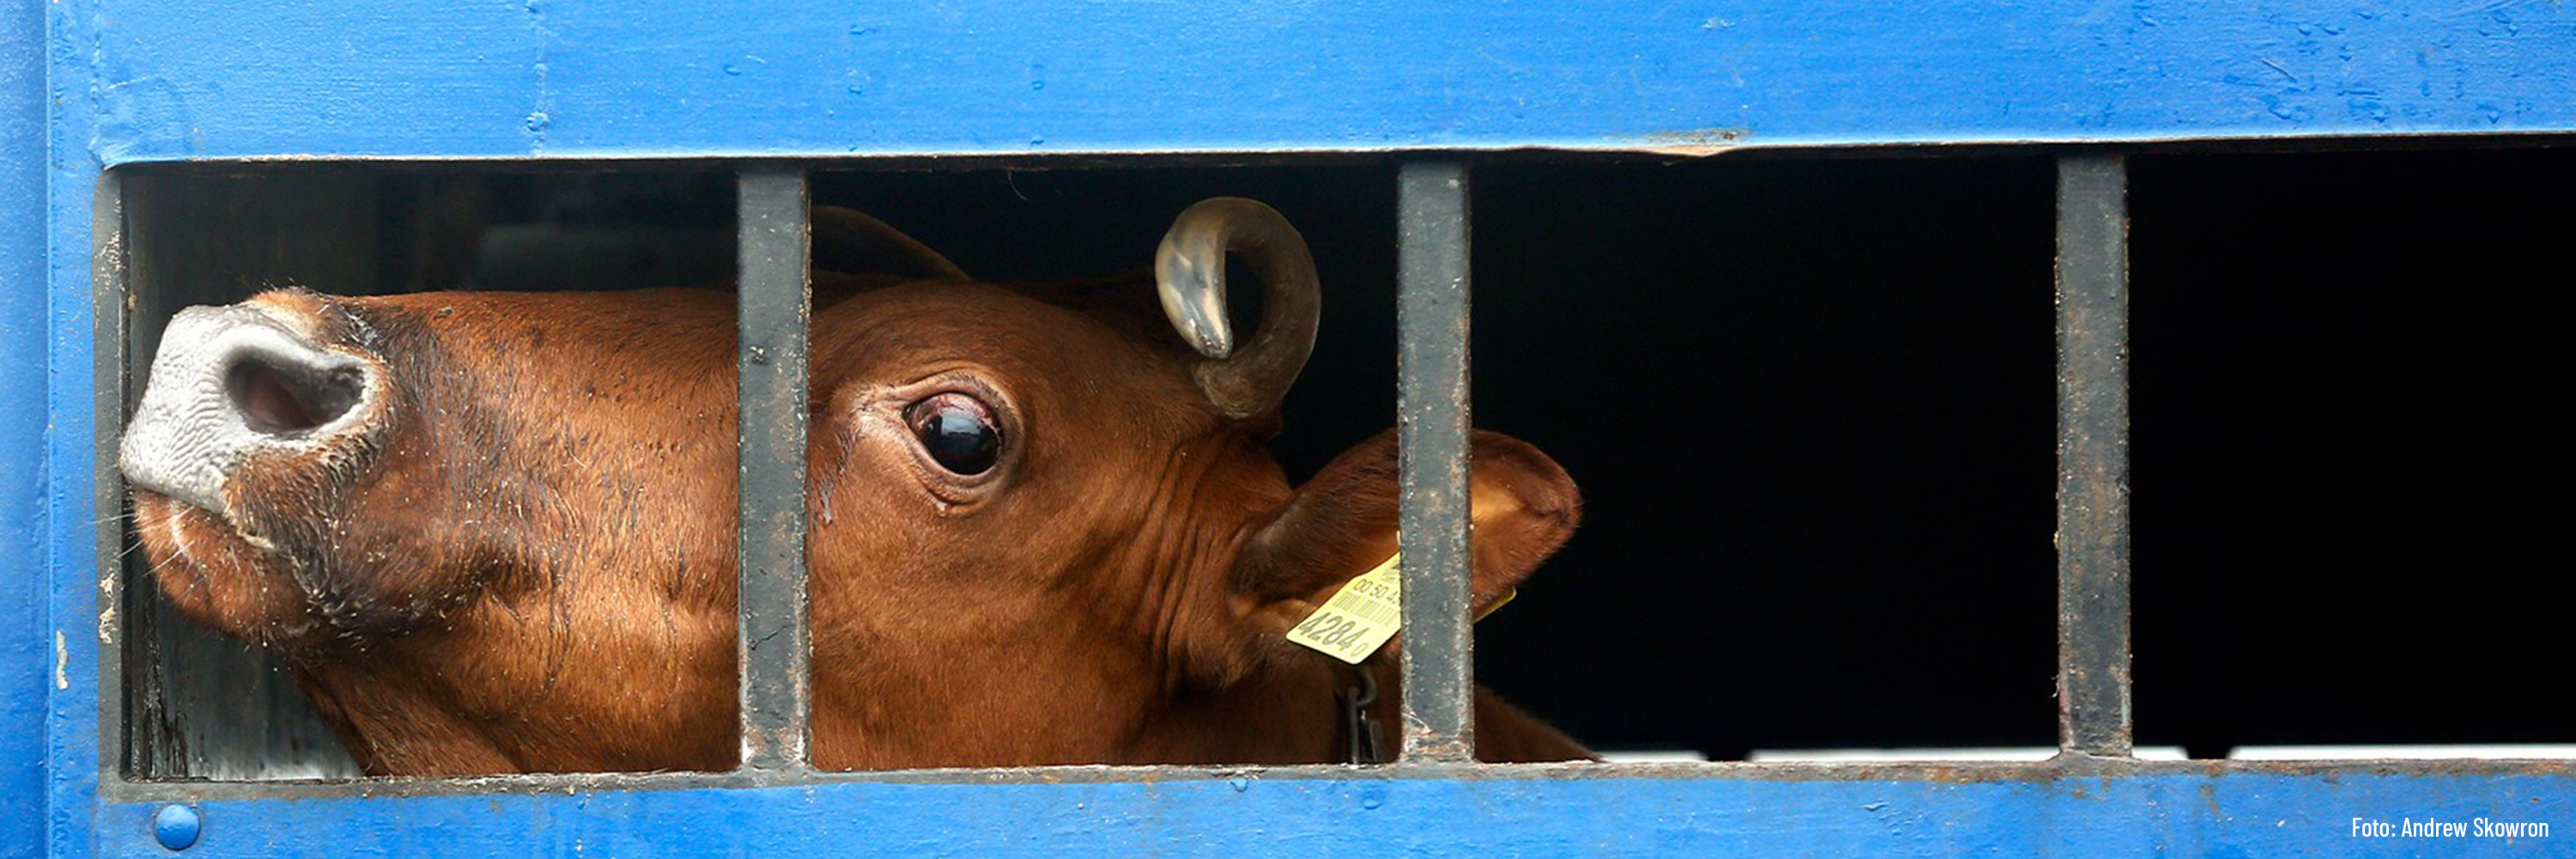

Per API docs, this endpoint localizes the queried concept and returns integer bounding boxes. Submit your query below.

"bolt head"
[154,804,201,851]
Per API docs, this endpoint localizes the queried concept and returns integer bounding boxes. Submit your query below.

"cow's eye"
[905,392,1001,476]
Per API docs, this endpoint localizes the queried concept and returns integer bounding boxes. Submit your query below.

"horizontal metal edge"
[83,128,2576,169]
[71,0,2576,172]
[100,758,2576,802]
[98,771,2576,859]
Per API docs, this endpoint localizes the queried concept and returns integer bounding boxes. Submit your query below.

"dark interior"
[2126,149,2575,758]
[118,144,2571,777]
[1468,159,2061,758]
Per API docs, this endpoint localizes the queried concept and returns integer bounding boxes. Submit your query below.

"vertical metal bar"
[91,171,131,779]
[2055,153,2135,758]
[735,168,813,771]
[1395,160,1475,763]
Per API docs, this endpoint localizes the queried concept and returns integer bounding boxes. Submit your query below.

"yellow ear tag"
[1287,552,1518,664]
[1286,552,1406,664]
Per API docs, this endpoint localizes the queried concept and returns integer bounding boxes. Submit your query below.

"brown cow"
[119,198,1587,775]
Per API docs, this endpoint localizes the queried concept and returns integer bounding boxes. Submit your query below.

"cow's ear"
[1225,429,1579,651]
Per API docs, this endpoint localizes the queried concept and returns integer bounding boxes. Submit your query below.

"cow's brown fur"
[131,266,1587,775]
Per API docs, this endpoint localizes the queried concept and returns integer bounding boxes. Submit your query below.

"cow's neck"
[806,605,1174,768]
[803,598,1391,768]
[290,588,739,776]
[1124,657,1386,765]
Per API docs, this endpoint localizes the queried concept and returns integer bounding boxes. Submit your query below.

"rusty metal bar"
[2054,153,2134,758]
[1395,159,1476,763]
[735,168,814,771]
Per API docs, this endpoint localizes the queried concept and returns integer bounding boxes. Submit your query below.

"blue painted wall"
[60,0,2576,161]
[4,0,54,856]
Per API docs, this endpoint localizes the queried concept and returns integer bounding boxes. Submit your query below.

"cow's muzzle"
[120,304,380,518]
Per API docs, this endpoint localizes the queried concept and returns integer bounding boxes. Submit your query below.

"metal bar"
[735,168,813,771]
[1395,160,1476,763]
[91,170,131,779]
[2054,153,2134,758]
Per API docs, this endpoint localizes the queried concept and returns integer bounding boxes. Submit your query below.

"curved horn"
[811,204,971,282]
[1154,198,1321,421]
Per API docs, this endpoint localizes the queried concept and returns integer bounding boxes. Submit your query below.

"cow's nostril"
[225,356,362,436]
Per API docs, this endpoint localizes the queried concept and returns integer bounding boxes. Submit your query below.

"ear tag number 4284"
[1286,552,1516,664]
[1286,553,1404,663]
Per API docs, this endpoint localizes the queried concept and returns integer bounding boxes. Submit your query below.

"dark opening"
[1467,157,2062,758]
[2129,147,2576,758]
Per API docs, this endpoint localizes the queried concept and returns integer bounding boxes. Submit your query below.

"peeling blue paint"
[525,0,556,152]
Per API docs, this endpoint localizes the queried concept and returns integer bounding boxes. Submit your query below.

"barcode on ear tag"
[1285,551,1403,664]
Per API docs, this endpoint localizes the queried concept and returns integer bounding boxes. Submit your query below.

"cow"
[118,198,1589,775]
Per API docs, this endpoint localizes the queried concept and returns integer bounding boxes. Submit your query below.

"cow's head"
[120,198,1580,774]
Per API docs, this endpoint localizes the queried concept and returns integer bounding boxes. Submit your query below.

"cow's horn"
[811,205,970,281]
[1154,198,1321,421]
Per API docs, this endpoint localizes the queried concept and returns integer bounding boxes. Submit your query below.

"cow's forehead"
[814,281,1194,381]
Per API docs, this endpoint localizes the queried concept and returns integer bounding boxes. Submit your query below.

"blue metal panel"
[3,0,54,855]
[64,0,2576,162]
[41,1,106,856]
[84,773,2576,857]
